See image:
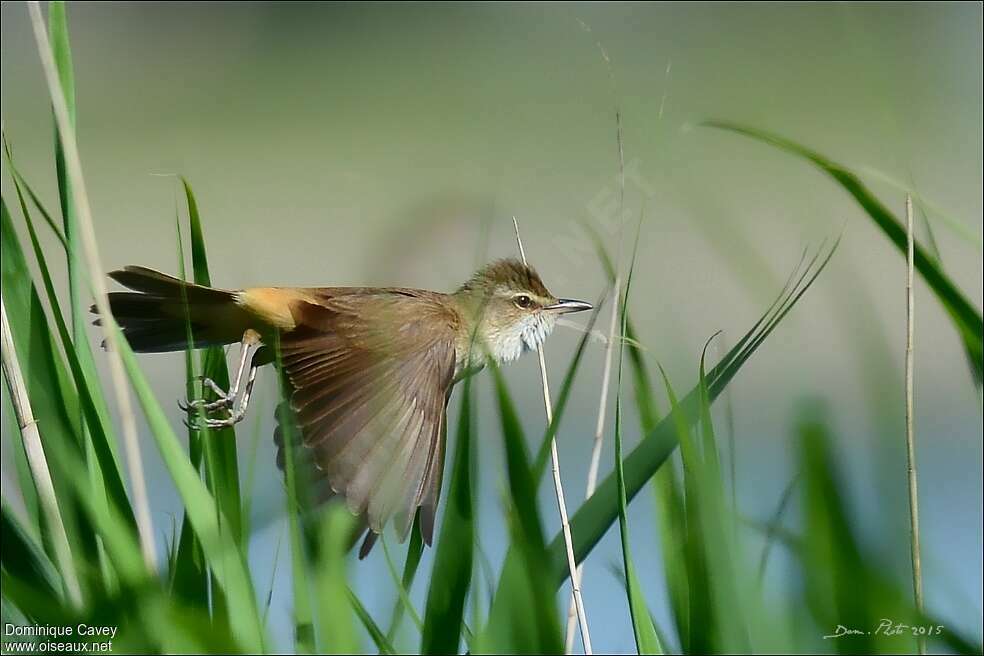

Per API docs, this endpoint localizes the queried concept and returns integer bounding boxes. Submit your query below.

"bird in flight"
[100,258,592,555]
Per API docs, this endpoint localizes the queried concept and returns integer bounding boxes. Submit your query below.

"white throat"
[488,312,556,364]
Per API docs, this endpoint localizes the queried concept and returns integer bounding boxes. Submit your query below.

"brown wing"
[277,290,457,544]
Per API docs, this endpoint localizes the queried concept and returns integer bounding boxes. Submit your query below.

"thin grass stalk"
[513,217,593,655]
[904,194,925,654]
[1,297,83,607]
[27,1,157,569]
[564,276,620,653]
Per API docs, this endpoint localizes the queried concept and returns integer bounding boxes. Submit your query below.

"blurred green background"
[2,2,981,652]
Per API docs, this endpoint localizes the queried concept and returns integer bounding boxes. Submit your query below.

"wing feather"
[278,292,457,543]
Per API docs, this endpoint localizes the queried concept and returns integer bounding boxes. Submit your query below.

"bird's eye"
[514,295,533,309]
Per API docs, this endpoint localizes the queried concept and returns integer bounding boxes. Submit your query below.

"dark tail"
[97,266,248,352]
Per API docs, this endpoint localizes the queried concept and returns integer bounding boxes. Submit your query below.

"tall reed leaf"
[181,178,245,545]
[384,517,425,643]
[313,506,359,654]
[3,200,152,590]
[169,213,210,608]
[4,148,135,547]
[531,293,604,483]
[590,229,689,650]
[112,334,265,651]
[544,241,838,585]
[613,228,662,654]
[1,197,104,586]
[483,365,563,653]
[702,120,983,386]
[48,5,118,510]
[1,502,59,605]
[421,376,474,654]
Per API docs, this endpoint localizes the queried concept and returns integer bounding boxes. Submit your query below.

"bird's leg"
[182,329,262,426]
[194,360,260,429]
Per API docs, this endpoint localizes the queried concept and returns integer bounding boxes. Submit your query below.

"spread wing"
[276,290,457,544]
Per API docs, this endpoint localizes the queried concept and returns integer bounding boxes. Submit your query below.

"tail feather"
[96,266,248,353]
[108,266,231,304]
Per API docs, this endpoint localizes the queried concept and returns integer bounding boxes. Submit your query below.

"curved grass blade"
[702,120,982,386]
[545,240,838,586]
[384,517,424,642]
[4,146,135,547]
[348,588,396,655]
[1,197,106,588]
[590,227,690,649]
[531,290,605,483]
[312,506,359,654]
[756,473,800,582]
[169,214,210,608]
[486,242,837,639]
[0,224,147,585]
[797,410,904,654]
[655,365,712,653]
[613,224,662,654]
[482,364,563,654]
[1,500,59,603]
[380,536,423,634]
[47,6,121,513]
[180,177,244,546]
[421,377,475,654]
[114,334,266,651]
[48,1,82,342]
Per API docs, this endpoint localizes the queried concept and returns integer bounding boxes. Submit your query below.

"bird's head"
[454,258,592,364]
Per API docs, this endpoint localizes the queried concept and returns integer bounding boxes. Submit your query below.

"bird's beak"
[543,298,593,314]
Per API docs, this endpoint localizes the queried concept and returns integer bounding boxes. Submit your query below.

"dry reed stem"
[904,194,925,654]
[1,297,83,606]
[565,276,620,652]
[512,216,593,655]
[28,1,157,569]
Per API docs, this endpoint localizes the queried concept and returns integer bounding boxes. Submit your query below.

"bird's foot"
[182,405,247,430]
[180,376,243,429]
[179,376,234,412]
[178,330,262,432]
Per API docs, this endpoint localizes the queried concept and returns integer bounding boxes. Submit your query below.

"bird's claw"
[178,396,233,413]
[182,408,244,431]
[180,376,242,430]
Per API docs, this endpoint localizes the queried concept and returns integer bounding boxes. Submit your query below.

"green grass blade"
[585,224,661,428]
[49,2,105,426]
[483,364,563,654]
[421,376,475,654]
[591,230,689,650]
[531,292,604,485]
[0,225,147,585]
[613,223,662,655]
[1,502,60,602]
[6,164,66,247]
[384,516,424,643]
[380,536,423,634]
[486,243,836,642]
[655,365,713,652]
[797,408,902,654]
[543,241,837,587]
[1,197,102,588]
[756,473,799,582]
[169,214,210,608]
[113,334,266,651]
[348,588,396,655]
[702,120,983,385]
[312,506,359,654]
[180,177,244,545]
[4,146,135,542]
[273,348,315,653]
